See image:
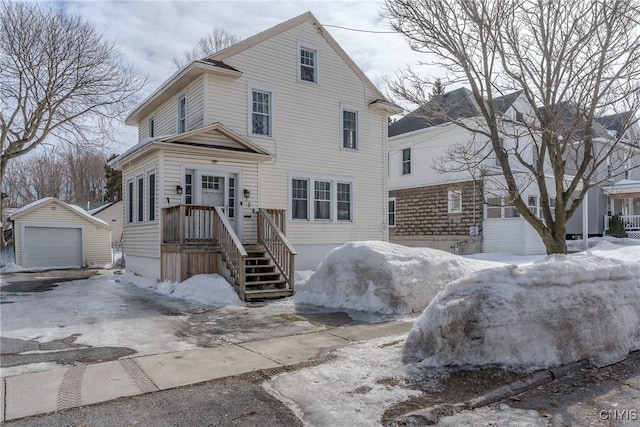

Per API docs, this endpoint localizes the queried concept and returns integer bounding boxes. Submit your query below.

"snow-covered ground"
[295,241,502,314]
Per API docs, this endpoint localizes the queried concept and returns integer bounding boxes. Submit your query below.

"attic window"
[300,47,317,83]
[515,111,524,122]
[178,95,186,133]
[149,117,155,137]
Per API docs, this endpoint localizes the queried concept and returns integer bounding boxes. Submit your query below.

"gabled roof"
[209,11,386,101]
[109,122,273,169]
[9,198,110,228]
[596,111,636,139]
[88,200,122,215]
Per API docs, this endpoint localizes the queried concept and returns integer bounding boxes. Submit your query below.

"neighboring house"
[89,201,124,243]
[388,88,561,255]
[109,12,399,300]
[566,112,640,238]
[8,198,111,268]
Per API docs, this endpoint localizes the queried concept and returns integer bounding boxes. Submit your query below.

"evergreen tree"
[429,78,446,100]
[104,154,122,202]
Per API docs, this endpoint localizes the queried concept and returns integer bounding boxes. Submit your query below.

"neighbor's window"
[148,117,155,137]
[252,90,271,136]
[402,148,411,175]
[300,47,317,83]
[342,110,357,149]
[337,182,352,221]
[495,137,504,167]
[486,197,501,219]
[127,181,134,223]
[178,96,186,133]
[148,172,156,221]
[314,180,331,220]
[527,195,538,217]
[184,171,193,205]
[137,176,144,222]
[388,199,396,227]
[549,197,556,219]
[292,178,309,220]
[448,190,462,214]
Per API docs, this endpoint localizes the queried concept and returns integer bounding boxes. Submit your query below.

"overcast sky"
[61,0,442,153]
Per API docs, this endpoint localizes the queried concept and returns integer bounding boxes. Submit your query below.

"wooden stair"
[241,244,294,301]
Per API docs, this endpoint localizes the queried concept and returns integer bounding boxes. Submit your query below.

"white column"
[582,191,589,251]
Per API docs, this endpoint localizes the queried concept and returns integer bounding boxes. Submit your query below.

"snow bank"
[123,272,243,306]
[295,241,502,314]
[403,254,640,370]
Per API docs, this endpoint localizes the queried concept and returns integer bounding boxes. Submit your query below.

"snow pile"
[567,235,640,252]
[123,272,243,306]
[584,240,640,262]
[403,254,640,370]
[295,241,502,314]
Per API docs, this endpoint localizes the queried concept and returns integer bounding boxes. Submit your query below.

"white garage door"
[24,227,82,268]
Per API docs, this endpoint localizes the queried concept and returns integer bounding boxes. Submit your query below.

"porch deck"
[161,205,296,301]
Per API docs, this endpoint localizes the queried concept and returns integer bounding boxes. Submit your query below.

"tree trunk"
[541,223,568,254]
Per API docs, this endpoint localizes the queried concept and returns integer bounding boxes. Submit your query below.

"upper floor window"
[178,96,186,133]
[448,190,462,214]
[402,148,411,175]
[252,90,271,136]
[342,110,357,149]
[137,176,144,222]
[300,47,317,83]
[127,181,134,223]
[148,117,155,137]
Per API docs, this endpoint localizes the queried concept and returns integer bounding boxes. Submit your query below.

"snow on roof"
[295,241,503,314]
[403,244,640,370]
[88,201,120,215]
[9,197,109,227]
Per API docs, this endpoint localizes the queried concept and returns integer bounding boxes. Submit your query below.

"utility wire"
[323,24,397,34]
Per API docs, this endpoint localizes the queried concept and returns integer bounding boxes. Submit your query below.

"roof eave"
[369,99,403,115]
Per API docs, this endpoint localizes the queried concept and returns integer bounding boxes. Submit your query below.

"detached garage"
[10,198,112,268]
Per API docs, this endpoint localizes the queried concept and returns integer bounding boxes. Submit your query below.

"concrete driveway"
[0,269,375,377]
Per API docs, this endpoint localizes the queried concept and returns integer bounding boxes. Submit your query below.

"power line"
[323,24,397,34]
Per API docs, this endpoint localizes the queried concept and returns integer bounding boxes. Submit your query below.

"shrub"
[606,215,628,238]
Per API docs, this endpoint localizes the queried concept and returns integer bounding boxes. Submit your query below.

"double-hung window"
[388,199,396,227]
[300,47,317,83]
[337,183,352,221]
[292,178,309,220]
[252,90,271,136]
[448,190,462,214]
[127,181,134,223]
[178,96,186,133]
[137,176,144,222]
[314,180,331,220]
[148,117,155,138]
[527,195,538,217]
[402,148,411,175]
[342,110,357,149]
[148,172,156,221]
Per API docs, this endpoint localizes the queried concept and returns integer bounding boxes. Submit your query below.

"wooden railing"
[214,206,247,299]
[258,208,296,291]
[604,215,640,231]
[162,205,217,244]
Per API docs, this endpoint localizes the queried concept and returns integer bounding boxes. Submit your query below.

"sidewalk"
[0,321,411,422]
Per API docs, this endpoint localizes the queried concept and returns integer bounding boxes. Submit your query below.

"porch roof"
[109,122,273,170]
[603,179,640,199]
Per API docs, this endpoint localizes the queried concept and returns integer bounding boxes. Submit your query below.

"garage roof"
[10,197,110,228]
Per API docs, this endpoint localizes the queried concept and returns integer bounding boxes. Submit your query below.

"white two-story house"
[109,12,399,300]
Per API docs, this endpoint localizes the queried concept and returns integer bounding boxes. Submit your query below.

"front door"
[196,172,239,234]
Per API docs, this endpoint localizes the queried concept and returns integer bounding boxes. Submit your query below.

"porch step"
[244,289,294,301]
[245,279,287,287]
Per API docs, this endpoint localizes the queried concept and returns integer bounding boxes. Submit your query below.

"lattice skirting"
[627,230,640,239]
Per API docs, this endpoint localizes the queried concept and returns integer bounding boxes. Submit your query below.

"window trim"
[289,172,355,223]
[340,104,359,150]
[448,190,462,214]
[297,41,319,84]
[388,198,396,227]
[247,82,274,138]
[402,148,411,175]
[178,95,186,133]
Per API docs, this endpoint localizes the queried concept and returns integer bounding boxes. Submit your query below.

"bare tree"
[0,1,145,245]
[64,145,108,204]
[386,0,640,254]
[173,28,241,69]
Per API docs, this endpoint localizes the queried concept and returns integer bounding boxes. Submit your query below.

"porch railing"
[214,206,247,299]
[604,215,640,232]
[162,205,217,244]
[258,208,296,292]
